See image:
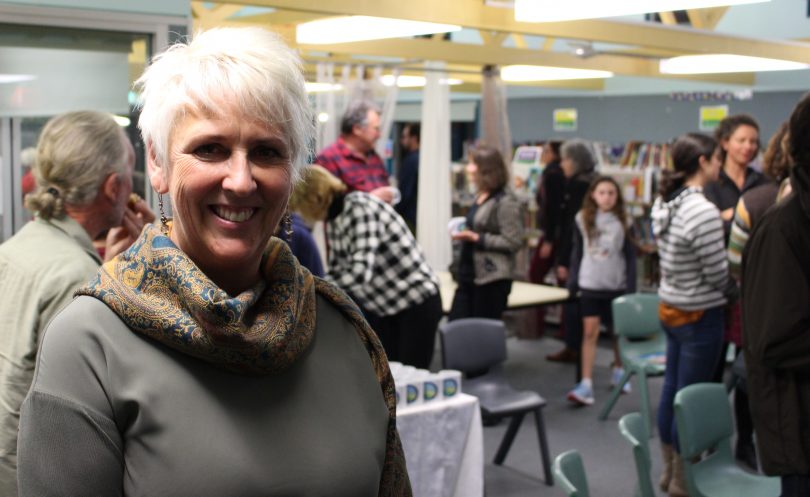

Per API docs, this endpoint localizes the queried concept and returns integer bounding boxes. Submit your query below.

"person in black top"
[396,122,420,231]
[546,139,597,363]
[528,141,564,337]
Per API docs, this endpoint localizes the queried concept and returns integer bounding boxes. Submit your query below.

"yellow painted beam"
[658,12,678,25]
[686,7,728,30]
[297,37,754,85]
[541,37,555,51]
[210,0,810,63]
[512,33,527,49]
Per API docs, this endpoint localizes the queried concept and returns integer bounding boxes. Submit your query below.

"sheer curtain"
[417,61,452,272]
[480,65,513,166]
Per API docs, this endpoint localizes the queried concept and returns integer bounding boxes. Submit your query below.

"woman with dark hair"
[724,122,793,471]
[705,114,767,232]
[448,145,524,321]
[652,133,732,497]
[546,138,597,363]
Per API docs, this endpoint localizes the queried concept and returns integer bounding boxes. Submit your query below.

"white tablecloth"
[397,393,484,497]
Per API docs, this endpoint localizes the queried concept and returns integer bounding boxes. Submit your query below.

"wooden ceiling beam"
[211,0,810,63]
[296,37,755,85]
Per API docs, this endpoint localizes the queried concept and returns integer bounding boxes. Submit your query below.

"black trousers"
[781,475,810,497]
[364,292,443,369]
[447,279,512,322]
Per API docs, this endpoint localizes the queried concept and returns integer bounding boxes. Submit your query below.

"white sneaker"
[567,381,595,406]
[611,367,632,394]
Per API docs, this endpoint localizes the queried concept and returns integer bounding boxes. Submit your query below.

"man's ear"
[101,172,121,204]
[146,141,168,194]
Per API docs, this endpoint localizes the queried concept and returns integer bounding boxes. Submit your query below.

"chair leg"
[533,408,553,486]
[493,412,525,466]
[638,370,654,438]
[598,369,633,420]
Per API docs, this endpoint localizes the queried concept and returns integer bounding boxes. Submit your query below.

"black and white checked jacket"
[327,192,439,317]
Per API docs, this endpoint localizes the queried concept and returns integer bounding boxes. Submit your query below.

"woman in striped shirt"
[651,133,732,497]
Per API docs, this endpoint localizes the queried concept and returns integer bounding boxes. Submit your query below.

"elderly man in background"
[315,100,396,204]
[0,111,151,495]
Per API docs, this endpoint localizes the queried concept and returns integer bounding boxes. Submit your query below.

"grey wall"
[508,91,807,144]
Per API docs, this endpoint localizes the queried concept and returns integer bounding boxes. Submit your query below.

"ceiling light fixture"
[305,82,344,93]
[514,0,769,22]
[380,75,463,87]
[296,16,462,44]
[0,74,36,84]
[660,54,810,74]
[501,65,613,81]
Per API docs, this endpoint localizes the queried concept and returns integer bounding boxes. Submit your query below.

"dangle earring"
[158,194,169,234]
[283,211,294,239]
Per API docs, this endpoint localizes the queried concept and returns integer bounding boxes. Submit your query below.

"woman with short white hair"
[17,28,410,497]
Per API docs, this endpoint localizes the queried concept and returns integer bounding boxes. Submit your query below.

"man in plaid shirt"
[315,100,396,204]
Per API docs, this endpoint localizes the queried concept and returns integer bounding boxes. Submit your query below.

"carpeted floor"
[429,313,669,497]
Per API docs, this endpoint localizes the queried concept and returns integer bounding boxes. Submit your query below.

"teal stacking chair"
[553,450,590,497]
[598,293,665,438]
[618,412,656,497]
[674,383,779,497]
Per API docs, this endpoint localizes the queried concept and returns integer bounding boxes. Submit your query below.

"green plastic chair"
[618,412,656,497]
[674,383,780,497]
[553,450,590,497]
[598,293,665,438]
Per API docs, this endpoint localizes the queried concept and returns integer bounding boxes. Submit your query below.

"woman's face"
[700,153,722,183]
[722,124,759,167]
[561,155,575,178]
[151,109,292,281]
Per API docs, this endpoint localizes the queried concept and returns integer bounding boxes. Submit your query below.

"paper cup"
[439,369,462,399]
[422,374,441,403]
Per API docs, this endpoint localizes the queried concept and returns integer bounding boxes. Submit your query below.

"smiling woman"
[16,27,412,497]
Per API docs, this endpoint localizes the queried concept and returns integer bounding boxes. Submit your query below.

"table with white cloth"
[397,393,484,497]
[437,271,569,314]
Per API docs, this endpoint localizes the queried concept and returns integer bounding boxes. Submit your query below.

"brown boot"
[659,443,674,491]
[546,347,578,363]
[668,451,689,497]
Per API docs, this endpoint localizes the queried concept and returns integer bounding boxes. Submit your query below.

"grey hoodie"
[652,186,729,311]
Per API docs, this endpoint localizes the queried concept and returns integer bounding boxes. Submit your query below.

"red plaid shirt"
[314,137,389,192]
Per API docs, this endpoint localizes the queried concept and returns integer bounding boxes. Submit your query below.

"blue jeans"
[657,306,724,447]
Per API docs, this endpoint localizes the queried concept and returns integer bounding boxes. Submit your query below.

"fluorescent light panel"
[305,82,344,93]
[380,75,463,87]
[660,54,810,74]
[0,74,36,84]
[515,0,769,22]
[297,16,461,44]
[501,65,613,81]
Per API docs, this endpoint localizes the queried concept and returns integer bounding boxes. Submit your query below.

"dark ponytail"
[659,133,716,199]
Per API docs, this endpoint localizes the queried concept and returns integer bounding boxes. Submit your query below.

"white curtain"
[375,67,400,163]
[417,61,452,272]
[480,65,513,166]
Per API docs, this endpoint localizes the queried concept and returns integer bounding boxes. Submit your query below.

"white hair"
[135,27,314,180]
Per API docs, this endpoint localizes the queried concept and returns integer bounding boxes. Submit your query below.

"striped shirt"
[651,187,729,311]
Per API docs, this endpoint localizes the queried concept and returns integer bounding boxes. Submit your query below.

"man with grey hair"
[0,111,152,495]
[315,100,395,203]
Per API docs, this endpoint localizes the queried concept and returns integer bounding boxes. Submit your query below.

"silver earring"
[283,212,294,239]
[158,194,169,234]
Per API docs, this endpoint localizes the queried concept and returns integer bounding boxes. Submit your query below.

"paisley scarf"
[77,223,411,496]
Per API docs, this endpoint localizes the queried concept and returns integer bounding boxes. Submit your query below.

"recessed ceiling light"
[515,0,770,22]
[660,54,809,74]
[380,75,463,87]
[0,74,36,84]
[501,65,613,81]
[297,16,461,44]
